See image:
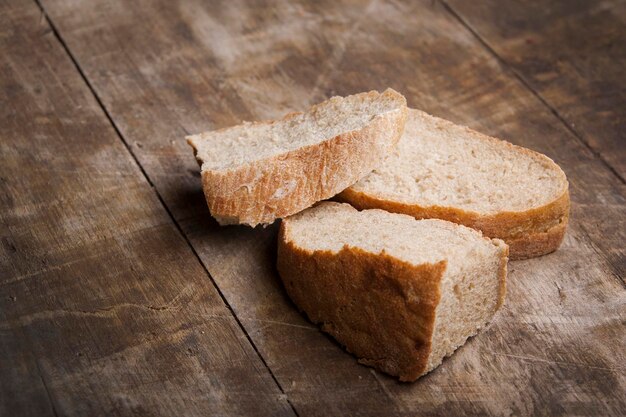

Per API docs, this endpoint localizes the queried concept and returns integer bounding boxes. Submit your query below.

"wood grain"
[444,0,626,180]
[0,1,294,416]
[18,0,626,415]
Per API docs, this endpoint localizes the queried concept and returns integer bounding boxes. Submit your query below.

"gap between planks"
[438,0,626,185]
[31,1,299,415]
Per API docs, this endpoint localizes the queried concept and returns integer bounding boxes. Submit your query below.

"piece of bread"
[338,109,569,260]
[186,89,407,226]
[277,202,508,381]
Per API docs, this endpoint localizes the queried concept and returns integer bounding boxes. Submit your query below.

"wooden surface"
[0,1,293,416]
[1,0,624,415]
[445,0,626,181]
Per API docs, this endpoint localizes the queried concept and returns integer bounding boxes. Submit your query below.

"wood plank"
[40,0,626,415]
[0,1,294,416]
[443,0,626,180]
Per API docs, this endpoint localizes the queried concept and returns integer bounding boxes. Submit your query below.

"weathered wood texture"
[0,1,294,416]
[445,0,626,180]
[4,0,625,415]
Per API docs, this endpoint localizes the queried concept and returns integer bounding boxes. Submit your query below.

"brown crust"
[339,188,569,260]
[496,240,509,310]
[504,210,569,260]
[277,221,446,381]
[337,109,570,260]
[188,90,408,226]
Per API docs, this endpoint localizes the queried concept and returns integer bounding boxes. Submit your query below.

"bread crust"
[277,219,508,381]
[189,90,408,226]
[339,188,568,260]
[277,222,445,380]
[495,241,509,310]
[504,210,569,260]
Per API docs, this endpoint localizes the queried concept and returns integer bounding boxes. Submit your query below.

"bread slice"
[186,89,407,226]
[277,202,508,381]
[338,109,570,260]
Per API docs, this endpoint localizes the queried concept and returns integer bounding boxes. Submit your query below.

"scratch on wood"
[0,284,209,331]
[309,0,379,101]
[239,317,316,331]
[369,369,404,412]
[483,350,625,373]
[1,253,106,287]
[554,281,565,305]
[154,282,196,310]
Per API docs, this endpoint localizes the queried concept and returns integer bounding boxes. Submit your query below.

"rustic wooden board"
[0,1,294,416]
[445,0,626,180]
[11,0,626,415]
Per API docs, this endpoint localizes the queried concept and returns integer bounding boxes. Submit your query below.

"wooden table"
[2,1,624,415]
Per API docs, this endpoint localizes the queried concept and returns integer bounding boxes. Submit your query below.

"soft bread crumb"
[340,108,569,259]
[348,109,566,212]
[287,202,500,276]
[188,90,405,172]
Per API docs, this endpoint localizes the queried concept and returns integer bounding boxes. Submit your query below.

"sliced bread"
[277,202,508,381]
[338,109,570,260]
[187,89,408,226]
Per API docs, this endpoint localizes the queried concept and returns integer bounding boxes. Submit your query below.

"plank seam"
[438,0,625,185]
[32,1,299,414]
